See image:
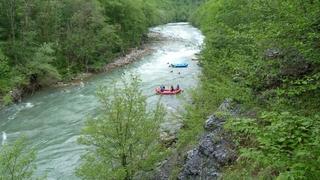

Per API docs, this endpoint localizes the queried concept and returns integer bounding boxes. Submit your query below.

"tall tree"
[76,76,166,179]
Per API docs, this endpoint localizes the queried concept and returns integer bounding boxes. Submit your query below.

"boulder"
[218,98,240,116]
[179,112,236,180]
[160,132,177,147]
[178,149,201,179]
[159,100,238,180]
[204,115,218,131]
[198,134,215,157]
[264,48,283,59]
[212,141,236,166]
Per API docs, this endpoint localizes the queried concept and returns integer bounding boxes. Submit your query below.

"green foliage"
[171,0,205,21]
[177,88,217,149]
[0,48,24,101]
[2,94,12,105]
[0,136,37,180]
[27,43,61,86]
[225,112,320,179]
[76,76,166,179]
[0,0,197,102]
[190,0,320,179]
[0,49,11,94]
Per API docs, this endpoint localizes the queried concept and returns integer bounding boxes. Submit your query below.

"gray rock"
[204,115,218,131]
[159,100,238,180]
[218,98,240,116]
[213,141,236,166]
[199,134,236,166]
[178,101,238,179]
[198,134,215,157]
[264,48,282,59]
[178,148,221,180]
[160,132,177,147]
[218,98,233,112]
[184,149,201,176]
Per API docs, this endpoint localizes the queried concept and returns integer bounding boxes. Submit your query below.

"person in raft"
[160,85,165,92]
[176,84,180,90]
[171,85,174,91]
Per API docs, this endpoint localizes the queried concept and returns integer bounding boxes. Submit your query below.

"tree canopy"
[0,137,37,180]
[76,76,166,179]
[0,0,203,104]
[190,0,320,179]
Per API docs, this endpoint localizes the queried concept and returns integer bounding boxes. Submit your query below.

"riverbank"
[0,32,159,108]
[0,23,204,178]
[54,46,154,88]
[153,99,238,179]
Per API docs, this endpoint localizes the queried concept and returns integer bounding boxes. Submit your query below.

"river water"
[0,23,203,179]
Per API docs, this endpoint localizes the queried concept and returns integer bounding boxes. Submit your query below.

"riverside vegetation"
[1,0,319,179]
[182,0,320,179]
[0,0,204,179]
[76,76,167,179]
[0,0,201,105]
[0,137,36,179]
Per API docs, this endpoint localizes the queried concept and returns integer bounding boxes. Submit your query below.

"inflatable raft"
[170,63,188,68]
[155,88,182,95]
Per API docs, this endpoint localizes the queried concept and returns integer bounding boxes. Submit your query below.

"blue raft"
[170,63,188,68]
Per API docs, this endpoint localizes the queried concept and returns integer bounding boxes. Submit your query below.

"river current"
[0,22,204,179]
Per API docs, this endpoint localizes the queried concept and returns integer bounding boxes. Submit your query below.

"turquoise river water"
[0,23,204,179]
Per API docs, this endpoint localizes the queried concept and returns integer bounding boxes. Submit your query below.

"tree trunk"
[121,153,131,180]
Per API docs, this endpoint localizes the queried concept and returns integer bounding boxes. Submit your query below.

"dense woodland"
[188,0,320,179]
[1,0,320,179]
[0,0,201,105]
[0,0,203,179]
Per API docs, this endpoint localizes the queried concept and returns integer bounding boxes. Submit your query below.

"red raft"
[155,88,182,95]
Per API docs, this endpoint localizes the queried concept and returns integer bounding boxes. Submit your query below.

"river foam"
[2,131,7,145]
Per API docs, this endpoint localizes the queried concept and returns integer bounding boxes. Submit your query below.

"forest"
[0,0,201,105]
[0,0,204,179]
[1,0,320,179]
[189,0,320,179]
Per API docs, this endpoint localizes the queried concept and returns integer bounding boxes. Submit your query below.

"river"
[0,23,204,179]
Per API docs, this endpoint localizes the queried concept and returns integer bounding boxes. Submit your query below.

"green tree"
[26,43,60,87]
[0,136,37,180]
[0,0,201,103]
[0,49,11,94]
[189,0,320,179]
[76,76,166,179]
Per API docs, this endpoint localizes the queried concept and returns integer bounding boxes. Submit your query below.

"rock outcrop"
[153,99,239,180]
[178,114,236,180]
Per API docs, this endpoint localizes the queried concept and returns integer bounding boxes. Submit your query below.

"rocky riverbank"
[155,99,239,179]
[103,47,153,72]
[54,46,153,88]
[1,32,158,107]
